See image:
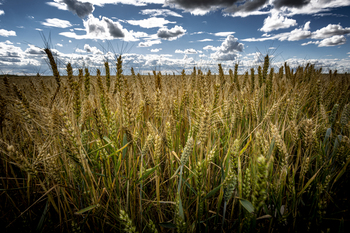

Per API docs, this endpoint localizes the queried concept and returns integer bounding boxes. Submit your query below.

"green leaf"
[238,198,254,213]
[297,166,323,197]
[107,141,131,158]
[184,179,197,195]
[137,164,159,184]
[178,196,184,219]
[323,128,332,146]
[204,184,223,199]
[239,134,252,155]
[334,156,350,183]
[159,222,177,229]
[331,135,342,158]
[75,204,99,215]
[91,172,106,177]
[122,133,128,159]
[36,200,49,233]
[88,142,112,155]
[256,215,272,220]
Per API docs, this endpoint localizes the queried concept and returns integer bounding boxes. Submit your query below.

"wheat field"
[0,49,350,232]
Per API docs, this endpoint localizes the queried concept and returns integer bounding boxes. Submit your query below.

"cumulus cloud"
[138,39,162,47]
[318,35,346,47]
[42,18,72,28]
[127,17,175,28]
[244,21,350,48]
[243,21,311,42]
[175,48,198,54]
[60,15,144,41]
[140,9,182,17]
[0,10,4,15]
[311,24,350,39]
[281,21,311,41]
[157,25,186,40]
[218,35,244,53]
[47,0,94,18]
[259,10,297,32]
[0,42,23,63]
[63,0,94,18]
[75,48,86,53]
[56,43,63,47]
[84,44,103,54]
[0,29,16,37]
[203,45,219,51]
[103,17,125,37]
[207,35,244,61]
[24,44,45,55]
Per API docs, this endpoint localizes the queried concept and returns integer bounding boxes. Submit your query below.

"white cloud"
[75,48,86,53]
[157,25,186,40]
[175,48,198,54]
[151,48,162,52]
[301,41,319,46]
[281,0,350,17]
[206,35,244,61]
[198,39,213,42]
[42,18,72,28]
[56,43,63,47]
[318,35,346,47]
[35,28,43,31]
[313,13,348,18]
[311,24,350,39]
[203,45,218,51]
[282,21,311,41]
[259,10,297,32]
[127,17,175,28]
[0,10,4,15]
[4,40,13,44]
[191,31,205,35]
[47,0,94,18]
[245,21,350,48]
[84,44,103,54]
[0,29,16,37]
[46,1,67,10]
[140,9,182,17]
[164,0,350,19]
[214,32,235,37]
[300,35,347,47]
[59,15,144,41]
[243,21,312,42]
[24,44,45,55]
[138,39,162,47]
[0,42,24,63]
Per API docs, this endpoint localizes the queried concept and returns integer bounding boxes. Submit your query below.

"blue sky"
[1,0,350,75]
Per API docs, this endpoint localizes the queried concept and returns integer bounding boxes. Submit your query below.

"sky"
[1,0,350,76]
